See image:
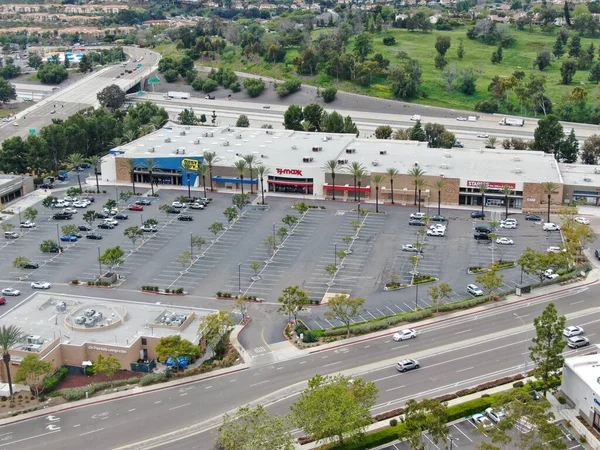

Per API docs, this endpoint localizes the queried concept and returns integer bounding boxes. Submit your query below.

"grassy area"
[0,108,17,118]
[25,73,41,83]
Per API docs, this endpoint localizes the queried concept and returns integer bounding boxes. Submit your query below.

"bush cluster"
[71,279,79,285]
[275,79,301,98]
[87,280,110,286]
[42,367,68,393]
[216,292,257,300]
[59,377,139,401]
[302,331,318,343]
[141,286,160,292]
[139,372,170,386]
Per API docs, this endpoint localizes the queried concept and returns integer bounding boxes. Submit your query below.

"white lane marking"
[205,386,212,389]
[456,367,474,373]
[372,373,401,383]
[80,428,104,437]
[299,361,307,364]
[250,380,271,387]
[168,403,191,411]
[392,344,409,350]
[571,300,584,305]
[453,423,473,442]
[128,409,136,412]
[385,385,406,392]
[0,430,60,446]
[72,424,81,428]
[323,361,342,368]
[154,401,162,404]
[229,379,236,382]
[455,329,472,335]
[180,393,188,396]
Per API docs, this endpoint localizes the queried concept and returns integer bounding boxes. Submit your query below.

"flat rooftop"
[565,352,600,393]
[559,163,600,187]
[112,124,562,184]
[0,293,217,354]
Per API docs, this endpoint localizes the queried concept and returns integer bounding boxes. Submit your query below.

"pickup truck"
[544,269,559,279]
[205,95,215,100]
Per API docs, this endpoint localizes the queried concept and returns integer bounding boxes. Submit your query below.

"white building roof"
[559,163,600,187]
[564,353,600,394]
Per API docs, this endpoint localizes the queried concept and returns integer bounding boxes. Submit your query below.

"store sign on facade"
[276,168,303,176]
[181,158,199,171]
[466,180,516,189]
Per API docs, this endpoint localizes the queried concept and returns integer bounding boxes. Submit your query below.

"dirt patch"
[55,370,140,391]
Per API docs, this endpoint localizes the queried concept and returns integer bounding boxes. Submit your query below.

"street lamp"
[238,262,242,295]
[140,213,144,227]
[448,435,459,450]
[334,242,337,268]
[55,223,60,251]
[272,223,276,242]
[115,186,119,204]
[97,245,102,278]
[357,202,360,221]
[190,232,193,259]
[514,312,529,376]
[18,208,21,224]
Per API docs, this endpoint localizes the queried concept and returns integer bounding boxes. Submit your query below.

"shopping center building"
[100,124,597,211]
[561,352,600,431]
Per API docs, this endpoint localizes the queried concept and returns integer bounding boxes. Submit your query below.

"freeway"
[0,47,159,142]
[0,282,597,449]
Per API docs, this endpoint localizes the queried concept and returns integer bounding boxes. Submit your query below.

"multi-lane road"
[0,281,597,449]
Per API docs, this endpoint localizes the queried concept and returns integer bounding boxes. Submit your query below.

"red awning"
[323,185,371,192]
[268,180,313,187]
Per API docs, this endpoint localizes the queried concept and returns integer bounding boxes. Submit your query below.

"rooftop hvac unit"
[292,145,298,150]
[326,136,332,140]
[236,134,242,139]
[595,167,600,174]
[165,137,171,143]
[414,162,419,167]
[346,148,356,154]
[514,168,522,174]
[223,141,229,147]
[194,139,200,145]
[180,131,186,136]
[584,176,592,182]
[185,127,190,130]
[25,344,42,353]
[312,147,322,152]
[380,150,387,155]
[181,148,185,154]
[337,159,348,164]
[513,156,521,161]
[440,163,448,169]
[372,160,379,166]
[440,173,445,177]
[266,130,273,135]
[302,157,314,163]
[261,154,268,158]
[149,147,155,153]
[175,149,179,154]
[26,335,43,345]
[444,152,452,158]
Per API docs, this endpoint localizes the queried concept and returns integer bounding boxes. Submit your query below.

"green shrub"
[513,381,524,388]
[302,331,318,343]
[216,291,222,297]
[295,323,307,335]
[175,288,184,294]
[446,397,495,422]
[165,288,170,293]
[558,396,567,404]
[389,418,398,427]
[42,367,68,392]
[87,281,94,285]
[61,386,96,401]
[71,279,79,284]
[139,372,169,386]
[403,309,433,322]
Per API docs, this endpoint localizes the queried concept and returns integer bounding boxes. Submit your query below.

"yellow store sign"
[181,158,199,171]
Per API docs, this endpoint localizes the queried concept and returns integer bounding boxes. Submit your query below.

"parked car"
[568,336,590,349]
[53,212,72,220]
[526,214,542,221]
[172,201,186,208]
[472,413,494,430]
[95,211,110,219]
[402,244,419,252]
[63,207,77,214]
[135,199,152,206]
[410,212,426,220]
[189,202,205,210]
[140,224,158,232]
[500,222,517,229]
[20,261,39,269]
[86,233,103,240]
[60,235,78,242]
[408,219,426,227]
[128,204,144,211]
[453,141,464,148]
[39,183,54,189]
[543,223,560,231]
[73,201,88,208]
[546,246,565,254]
[496,237,514,245]
[45,245,63,253]
[467,284,484,296]
[457,116,467,121]
[575,217,590,225]
[485,408,506,424]
[1,288,20,296]
[477,133,489,138]
[427,228,445,237]
[20,221,36,228]
[97,223,114,230]
[474,233,490,240]
[4,231,19,239]
[115,213,129,220]
[595,249,600,261]
[78,225,92,231]
[544,269,559,279]
[104,218,118,226]
[471,211,485,219]
[563,326,584,337]
[392,329,417,341]
[430,215,446,222]
[178,215,193,221]
[396,358,420,372]
[31,281,51,289]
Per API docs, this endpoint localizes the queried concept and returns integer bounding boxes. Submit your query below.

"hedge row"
[58,377,140,401]
[42,367,68,393]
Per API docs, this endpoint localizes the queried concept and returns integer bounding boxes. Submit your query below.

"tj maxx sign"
[467,180,516,190]
[276,168,303,176]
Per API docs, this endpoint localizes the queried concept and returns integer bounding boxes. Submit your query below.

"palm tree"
[347,162,366,201]
[242,154,258,195]
[144,158,160,196]
[256,165,271,205]
[123,158,138,195]
[86,155,102,194]
[386,168,399,205]
[109,137,123,148]
[66,153,85,192]
[233,159,248,195]
[150,115,166,130]
[415,178,427,213]
[371,174,386,213]
[0,325,23,398]
[541,181,559,223]
[196,164,210,198]
[203,151,220,192]
[432,179,446,216]
[501,185,513,220]
[181,159,194,199]
[140,123,155,136]
[478,183,488,216]
[323,160,342,201]
[123,129,138,143]
[407,167,426,206]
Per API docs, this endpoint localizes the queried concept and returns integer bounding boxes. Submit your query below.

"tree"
[455,69,478,95]
[435,36,451,56]
[66,153,85,193]
[283,104,303,131]
[371,174,385,213]
[37,63,68,84]
[176,250,192,269]
[323,159,343,201]
[408,120,426,141]
[203,151,220,192]
[23,207,38,223]
[278,286,308,324]
[124,226,143,249]
[78,54,92,73]
[389,59,422,99]
[236,114,249,127]
[209,221,225,237]
[491,45,503,64]
[28,54,43,69]
[83,210,96,229]
[457,38,465,59]
[92,354,121,386]
[191,236,206,256]
[428,285,441,313]
[501,185,512,220]
[534,50,552,71]
[533,115,564,157]
[61,224,79,237]
[2,223,15,233]
[476,263,504,296]
[560,59,577,84]
[346,162,367,202]
[223,206,238,224]
[568,35,581,58]
[198,310,233,352]
[478,183,488,216]
[97,84,126,109]
[98,246,125,269]
[0,79,16,104]
[13,256,31,269]
[518,248,550,284]
[0,325,23,398]
[155,335,201,365]
[581,134,600,164]
[86,155,102,194]
[290,374,378,445]
[281,214,298,228]
[232,159,248,195]
[553,36,565,59]
[354,32,373,61]
[408,167,426,206]
[385,167,399,205]
[256,165,270,205]
[541,181,560,223]
[432,180,446,216]
[244,78,265,98]
[530,303,566,395]
[242,154,258,195]
[178,108,197,125]
[558,128,579,163]
[250,261,262,278]
[143,158,160,196]
[14,354,52,399]
[216,404,294,450]
[325,295,366,338]
[403,398,449,450]
[322,86,337,103]
[105,199,117,211]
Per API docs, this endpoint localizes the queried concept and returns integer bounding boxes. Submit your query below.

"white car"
[31,281,51,289]
[500,222,517,229]
[104,218,118,226]
[63,207,77,214]
[477,133,489,138]
[1,288,20,296]
[63,196,74,201]
[485,407,506,424]
[20,221,36,228]
[55,200,70,207]
[546,246,564,254]
[73,201,88,208]
[410,212,426,220]
[140,224,158,232]
[172,201,186,208]
[429,223,446,231]
[544,269,559,279]
[467,284,484,296]
[563,326,584,337]
[189,202,205,210]
[496,237,514,245]
[575,217,590,225]
[543,223,560,231]
[393,329,417,341]
[457,116,467,121]
[472,413,494,430]
[427,228,445,237]
[402,244,419,252]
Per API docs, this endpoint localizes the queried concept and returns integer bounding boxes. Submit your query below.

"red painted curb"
[0,366,249,427]
[309,278,599,354]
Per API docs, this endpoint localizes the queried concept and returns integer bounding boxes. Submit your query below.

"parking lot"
[377,418,584,450]
[0,194,571,327]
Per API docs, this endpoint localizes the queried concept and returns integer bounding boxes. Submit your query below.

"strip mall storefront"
[458,180,523,209]
[268,168,314,195]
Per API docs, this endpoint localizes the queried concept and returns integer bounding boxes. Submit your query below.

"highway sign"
[138,90,144,96]
[29,128,35,135]
[148,77,160,85]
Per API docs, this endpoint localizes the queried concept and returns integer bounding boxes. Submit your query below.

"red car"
[128,204,144,211]
[0,296,5,305]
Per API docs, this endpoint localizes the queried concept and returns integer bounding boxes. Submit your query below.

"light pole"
[140,213,144,227]
[448,436,458,450]
[97,245,102,278]
[272,223,276,242]
[415,278,419,310]
[18,208,21,224]
[55,223,60,252]
[334,242,337,268]
[238,262,241,295]
[190,232,193,259]
[357,202,360,221]
[514,312,529,376]
[520,265,524,285]
[115,186,119,204]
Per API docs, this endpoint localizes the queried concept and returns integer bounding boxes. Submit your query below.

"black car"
[86,233,103,240]
[40,183,54,189]
[525,214,542,221]
[53,212,72,220]
[471,211,485,219]
[48,245,63,253]
[97,223,114,230]
[136,199,152,206]
[115,213,128,220]
[430,215,446,222]
[80,163,91,169]
[178,215,193,221]
[408,219,426,226]
[95,212,110,219]
[21,262,39,269]
[78,225,92,231]
[57,175,66,182]
[166,206,181,214]
[474,233,491,240]
[595,249,600,261]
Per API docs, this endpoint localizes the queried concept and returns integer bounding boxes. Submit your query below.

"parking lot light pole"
[334,242,337,268]
[55,223,60,246]
[115,187,119,204]
[140,213,144,227]
[190,233,193,259]
[514,312,529,376]
[238,262,241,295]
[97,245,102,278]
[357,203,360,220]
[272,223,276,242]
[448,436,458,450]
[18,208,21,224]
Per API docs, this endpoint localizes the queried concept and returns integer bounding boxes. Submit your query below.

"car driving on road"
[568,336,590,348]
[392,329,417,341]
[396,358,420,372]
[563,326,584,337]
[1,288,20,296]
[31,281,51,289]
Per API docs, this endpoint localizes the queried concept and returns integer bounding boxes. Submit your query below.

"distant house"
[489,14,510,23]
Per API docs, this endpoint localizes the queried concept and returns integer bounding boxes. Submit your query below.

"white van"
[410,114,421,121]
